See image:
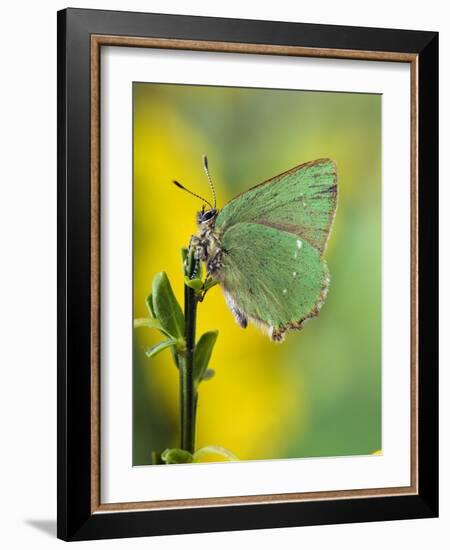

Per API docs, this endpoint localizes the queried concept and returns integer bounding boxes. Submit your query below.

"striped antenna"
[202,155,217,209]
[172,180,213,208]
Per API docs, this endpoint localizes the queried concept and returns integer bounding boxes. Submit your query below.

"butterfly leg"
[198,274,216,302]
[197,276,209,302]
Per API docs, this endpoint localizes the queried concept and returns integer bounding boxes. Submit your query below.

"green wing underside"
[212,159,337,338]
[220,222,329,337]
[215,158,337,255]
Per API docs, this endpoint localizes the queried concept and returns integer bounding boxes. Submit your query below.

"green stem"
[179,248,199,453]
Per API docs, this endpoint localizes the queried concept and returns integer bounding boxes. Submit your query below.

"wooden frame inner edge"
[90,35,419,514]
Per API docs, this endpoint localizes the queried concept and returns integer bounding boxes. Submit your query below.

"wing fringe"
[219,263,331,342]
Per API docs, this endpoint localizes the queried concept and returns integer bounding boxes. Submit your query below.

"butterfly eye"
[201,209,217,222]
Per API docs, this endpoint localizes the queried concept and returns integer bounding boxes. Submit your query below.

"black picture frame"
[57,7,438,541]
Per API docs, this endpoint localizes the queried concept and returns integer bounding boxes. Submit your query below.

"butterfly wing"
[218,222,329,340]
[213,159,337,340]
[215,158,337,255]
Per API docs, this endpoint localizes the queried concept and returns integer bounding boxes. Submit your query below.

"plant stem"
[179,249,198,453]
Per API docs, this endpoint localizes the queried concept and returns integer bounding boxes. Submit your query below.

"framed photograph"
[57,8,438,541]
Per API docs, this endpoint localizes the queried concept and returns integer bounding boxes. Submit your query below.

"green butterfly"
[174,156,337,341]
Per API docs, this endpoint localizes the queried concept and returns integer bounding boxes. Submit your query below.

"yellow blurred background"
[133,82,381,465]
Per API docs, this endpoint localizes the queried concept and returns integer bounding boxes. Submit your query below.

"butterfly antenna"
[172,179,213,208]
[202,155,217,209]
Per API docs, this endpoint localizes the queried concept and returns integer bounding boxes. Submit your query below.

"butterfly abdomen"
[223,290,248,328]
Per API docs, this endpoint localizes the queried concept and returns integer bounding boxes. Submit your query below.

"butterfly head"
[197,205,218,227]
[173,155,218,227]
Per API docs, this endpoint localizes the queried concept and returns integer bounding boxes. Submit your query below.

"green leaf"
[194,331,218,386]
[161,448,193,464]
[201,369,215,381]
[146,293,156,318]
[170,347,180,370]
[151,451,163,465]
[152,272,185,339]
[180,247,189,270]
[184,276,203,291]
[203,278,218,292]
[193,255,202,280]
[184,246,202,280]
[133,317,163,330]
[145,339,178,358]
[193,446,238,463]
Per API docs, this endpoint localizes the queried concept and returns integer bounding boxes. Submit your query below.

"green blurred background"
[133,83,381,465]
